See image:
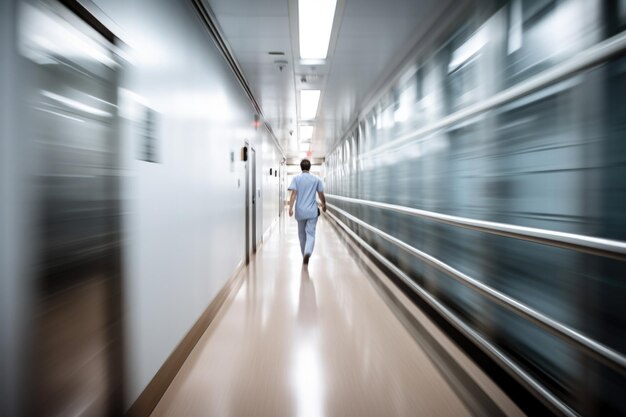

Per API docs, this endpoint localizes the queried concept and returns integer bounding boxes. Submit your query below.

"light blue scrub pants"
[297,216,318,257]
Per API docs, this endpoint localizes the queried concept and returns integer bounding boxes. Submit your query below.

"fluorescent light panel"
[298,0,337,60]
[300,90,320,120]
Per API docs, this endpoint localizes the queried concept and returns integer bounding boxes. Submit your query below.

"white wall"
[93,0,282,407]
[261,134,282,239]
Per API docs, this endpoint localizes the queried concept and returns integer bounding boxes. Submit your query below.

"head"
[300,159,311,172]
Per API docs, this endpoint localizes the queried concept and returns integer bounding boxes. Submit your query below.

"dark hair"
[300,159,311,171]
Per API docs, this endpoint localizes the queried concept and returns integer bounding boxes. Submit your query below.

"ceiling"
[205,0,453,159]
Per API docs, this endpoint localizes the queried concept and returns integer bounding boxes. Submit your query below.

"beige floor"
[151,215,475,417]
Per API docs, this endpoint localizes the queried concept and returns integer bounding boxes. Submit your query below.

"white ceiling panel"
[205,0,455,159]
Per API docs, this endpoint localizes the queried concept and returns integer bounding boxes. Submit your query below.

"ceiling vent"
[296,73,324,89]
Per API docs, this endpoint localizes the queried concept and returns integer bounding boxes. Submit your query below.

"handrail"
[324,209,579,417]
[326,202,626,375]
[357,30,626,159]
[326,194,626,262]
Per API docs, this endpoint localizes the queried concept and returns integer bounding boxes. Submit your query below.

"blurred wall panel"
[18,1,125,415]
[1,2,31,416]
[325,0,626,414]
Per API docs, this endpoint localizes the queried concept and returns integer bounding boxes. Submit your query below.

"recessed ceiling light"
[298,0,337,60]
[299,90,320,120]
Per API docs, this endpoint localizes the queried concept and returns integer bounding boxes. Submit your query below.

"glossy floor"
[151,215,477,417]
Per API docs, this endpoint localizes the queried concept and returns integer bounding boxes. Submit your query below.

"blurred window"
[446,26,485,112]
[344,140,351,176]
[393,73,418,129]
[506,0,591,84]
[350,134,357,173]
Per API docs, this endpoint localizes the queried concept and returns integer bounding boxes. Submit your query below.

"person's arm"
[288,190,296,217]
[318,191,327,212]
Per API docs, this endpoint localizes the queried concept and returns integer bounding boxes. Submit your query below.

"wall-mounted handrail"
[324,209,579,417]
[326,202,626,375]
[326,194,626,262]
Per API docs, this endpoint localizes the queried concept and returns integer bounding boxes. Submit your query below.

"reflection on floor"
[151,215,481,417]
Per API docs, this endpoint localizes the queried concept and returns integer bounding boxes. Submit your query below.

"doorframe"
[244,141,257,264]
[251,146,257,254]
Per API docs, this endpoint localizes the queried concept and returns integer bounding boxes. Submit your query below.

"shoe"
[303,254,310,265]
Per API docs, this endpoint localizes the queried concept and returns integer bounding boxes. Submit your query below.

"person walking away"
[288,159,327,265]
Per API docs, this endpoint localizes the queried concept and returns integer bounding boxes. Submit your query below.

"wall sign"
[139,106,159,163]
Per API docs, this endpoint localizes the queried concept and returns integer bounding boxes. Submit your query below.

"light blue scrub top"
[288,172,324,220]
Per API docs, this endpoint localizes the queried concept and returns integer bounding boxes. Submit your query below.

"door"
[278,162,284,217]
[245,143,257,263]
[251,147,257,252]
